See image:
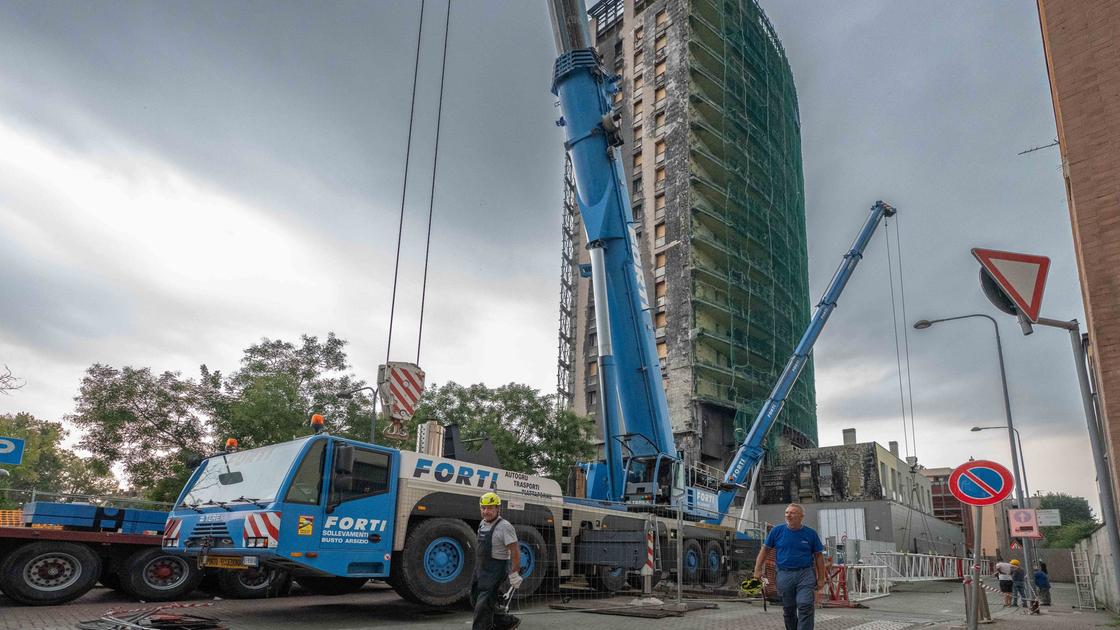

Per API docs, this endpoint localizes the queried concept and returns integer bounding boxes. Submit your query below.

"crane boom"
[548,0,676,503]
[709,200,896,523]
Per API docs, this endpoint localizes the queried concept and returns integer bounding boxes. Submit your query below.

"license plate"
[203,556,253,570]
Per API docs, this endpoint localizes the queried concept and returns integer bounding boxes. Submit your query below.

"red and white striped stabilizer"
[243,511,282,548]
[641,526,655,576]
[162,517,182,545]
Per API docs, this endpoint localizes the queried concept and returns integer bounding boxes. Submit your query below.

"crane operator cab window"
[332,448,391,504]
[284,440,327,505]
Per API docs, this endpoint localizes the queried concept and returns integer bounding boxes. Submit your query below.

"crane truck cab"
[163,432,565,604]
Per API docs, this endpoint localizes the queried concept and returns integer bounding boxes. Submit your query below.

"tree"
[67,365,211,500]
[0,365,23,394]
[205,333,374,447]
[409,382,595,483]
[1038,492,1098,548]
[0,413,118,508]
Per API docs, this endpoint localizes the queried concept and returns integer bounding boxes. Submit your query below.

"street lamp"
[971,426,1031,502]
[914,314,1034,576]
[337,386,378,443]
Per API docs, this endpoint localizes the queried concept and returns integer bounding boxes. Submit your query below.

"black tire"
[117,548,203,602]
[0,541,102,606]
[294,575,369,596]
[393,518,476,607]
[512,525,550,597]
[215,567,290,599]
[587,566,629,592]
[679,539,702,585]
[701,540,725,585]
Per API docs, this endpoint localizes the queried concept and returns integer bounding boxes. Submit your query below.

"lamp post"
[914,314,1034,576]
[337,386,378,443]
[971,426,1031,502]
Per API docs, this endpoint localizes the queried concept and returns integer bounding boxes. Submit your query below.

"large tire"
[0,541,102,606]
[587,565,628,592]
[512,525,550,597]
[679,539,702,585]
[393,518,476,607]
[215,567,290,599]
[294,575,369,596]
[117,548,203,602]
[701,540,725,585]
[99,566,125,593]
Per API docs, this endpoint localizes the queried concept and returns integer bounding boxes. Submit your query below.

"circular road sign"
[949,460,1014,506]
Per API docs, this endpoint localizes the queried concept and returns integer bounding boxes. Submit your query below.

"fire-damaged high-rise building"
[555,0,817,473]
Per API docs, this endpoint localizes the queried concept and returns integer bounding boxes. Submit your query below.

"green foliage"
[410,382,594,484]
[1042,520,1100,549]
[0,412,118,508]
[66,365,210,494]
[205,333,373,447]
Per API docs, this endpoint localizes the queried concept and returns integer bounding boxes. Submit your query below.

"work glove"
[508,572,523,589]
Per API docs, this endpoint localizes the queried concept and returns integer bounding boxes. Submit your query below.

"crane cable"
[884,215,919,460]
[385,0,427,364]
[415,0,453,365]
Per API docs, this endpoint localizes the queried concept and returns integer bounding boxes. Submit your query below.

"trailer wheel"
[679,539,702,585]
[394,518,476,606]
[294,576,369,596]
[117,548,202,601]
[0,541,101,605]
[512,525,549,597]
[216,567,291,599]
[701,540,725,585]
[587,565,628,592]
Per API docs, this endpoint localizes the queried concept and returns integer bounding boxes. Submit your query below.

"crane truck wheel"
[294,575,369,596]
[701,540,725,585]
[116,548,203,602]
[0,541,102,605]
[512,525,549,597]
[587,565,628,592]
[394,518,476,606]
[679,539,703,585]
[215,567,291,599]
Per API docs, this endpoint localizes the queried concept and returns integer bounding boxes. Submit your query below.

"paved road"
[1,580,1113,629]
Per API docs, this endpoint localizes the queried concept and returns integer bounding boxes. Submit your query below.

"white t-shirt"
[995,561,1013,581]
[479,518,518,560]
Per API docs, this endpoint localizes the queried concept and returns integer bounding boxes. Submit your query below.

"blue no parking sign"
[0,436,26,466]
[948,460,1014,506]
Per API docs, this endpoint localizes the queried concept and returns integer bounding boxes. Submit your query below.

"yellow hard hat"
[480,492,501,507]
[1010,559,1020,566]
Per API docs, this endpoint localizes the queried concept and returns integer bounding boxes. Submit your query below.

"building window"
[655,279,667,299]
[655,167,666,191]
[655,34,668,53]
[588,360,598,376]
[634,25,644,44]
[633,99,644,124]
[634,73,644,92]
[655,252,667,271]
[655,86,667,103]
[657,341,668,359]
[586,390,597,409]
[655,311,668,328]
[634,152,643,169]
[655,139,666,163]
[655,60,667,82]
[655,9,668,26]
[612,90,623,106]
[655,111,666,131]
[634,49,644,67]
[654,221,666,245]
[633,124,643,141]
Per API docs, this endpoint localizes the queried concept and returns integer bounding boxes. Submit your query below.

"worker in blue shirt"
[752,503,826,630]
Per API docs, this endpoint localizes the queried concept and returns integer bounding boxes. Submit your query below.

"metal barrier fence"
[844,564,892,602]
[871,551,990,582]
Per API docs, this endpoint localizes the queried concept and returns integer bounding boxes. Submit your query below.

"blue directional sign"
[949,460,1014,506]
[0,436,26,466]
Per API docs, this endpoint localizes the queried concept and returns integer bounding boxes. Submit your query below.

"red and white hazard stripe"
[162,517,182,545]
[243,512,281,548]
[642,525,655,576]
[388,364,425,418]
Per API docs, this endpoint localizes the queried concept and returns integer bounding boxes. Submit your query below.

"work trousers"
[1036,586,1051,605]
[1011,581,1028,607]
[776,566,816,630]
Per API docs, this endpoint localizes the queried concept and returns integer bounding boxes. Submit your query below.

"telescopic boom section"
[549,0,676,502]
[710,201,897,523]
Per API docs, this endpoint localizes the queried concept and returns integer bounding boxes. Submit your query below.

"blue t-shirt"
[763,523,824,570]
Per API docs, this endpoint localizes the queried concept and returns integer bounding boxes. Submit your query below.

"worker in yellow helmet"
[472,491,522,630]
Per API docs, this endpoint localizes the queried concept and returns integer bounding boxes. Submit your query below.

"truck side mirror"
[328,444,356,512]
[334,444,355,476]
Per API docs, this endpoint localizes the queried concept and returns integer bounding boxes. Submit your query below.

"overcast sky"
[0,1,1098,512]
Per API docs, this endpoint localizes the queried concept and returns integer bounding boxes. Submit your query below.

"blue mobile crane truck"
[161,0,894,606]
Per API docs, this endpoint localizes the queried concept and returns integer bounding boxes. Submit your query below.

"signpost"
[1036,509,1062,527]
[971,248,1050,323]
[1008,508,1043,539]
[950,460,1014,630]
[0,437,26,466]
